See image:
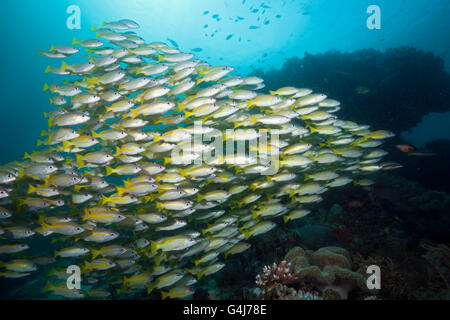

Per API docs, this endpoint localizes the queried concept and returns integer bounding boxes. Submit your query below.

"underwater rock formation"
[252,47,450,133]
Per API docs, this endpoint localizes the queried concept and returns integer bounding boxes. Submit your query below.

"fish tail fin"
[76,155,84,169]
[176,103,184,112]
[82,208,90,221]
[163,157,171,166]
[23,152,30,160]
[91,24,97,31]
[114,146,121,157]
[161,291,169,300]
[38,216,50,231]
[106,166,113,176]
[62,140,71,151]
[72,38,80,45]
[184,111,192,118]
[43,83,49,91]
[283,216,289,224]
[150,241,158,255]
[157,55,164,63]
[17,168,24,179]
[269,90,276,95]
[152,135,161,143]
[147,283,155,295]
[130,109,139,119]
[155,202,162,212]
[61,61,69,71]
[81,261,90,273]
[27,184,36,194]
[116,187,125,196]
[45,66,51,73]
[91,249,100,259]
[42,281,52,293]
[101,195,109,206]
[87,77,99,87]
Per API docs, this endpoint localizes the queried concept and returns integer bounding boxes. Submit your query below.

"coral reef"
[252,47,450,133]
[254,260,322,300]
[420,242,450,299]
[283,246,369,299]
[255,261,298,299]
[213,172,449,300]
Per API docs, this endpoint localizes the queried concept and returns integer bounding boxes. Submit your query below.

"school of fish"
[0,19,400,299]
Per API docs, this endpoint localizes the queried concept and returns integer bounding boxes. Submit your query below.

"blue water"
[0,0,449,301]
[1,0,449,165]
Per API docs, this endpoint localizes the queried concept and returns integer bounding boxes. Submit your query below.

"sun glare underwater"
[0,0,449,300]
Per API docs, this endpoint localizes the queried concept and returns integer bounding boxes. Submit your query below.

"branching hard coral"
[255,261,298,299]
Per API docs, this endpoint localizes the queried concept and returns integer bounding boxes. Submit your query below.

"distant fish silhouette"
[355,86,370,94]
[407,152,435,157]
[249,25,260,29]
[226,34,233,40]
[166,38,179,48]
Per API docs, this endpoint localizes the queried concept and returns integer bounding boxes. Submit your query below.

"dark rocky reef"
[252,47,450,133]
